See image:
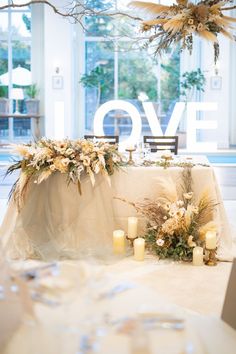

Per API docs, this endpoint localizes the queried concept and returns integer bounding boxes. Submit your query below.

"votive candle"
[192,246,204,266]
[113,230,125,255]
[134,237,145,261]
[205,231,217,250]
[128,217,138,239]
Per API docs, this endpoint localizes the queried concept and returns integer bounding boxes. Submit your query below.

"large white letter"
[93,100,142,149]
[165,102,186,135]
[142,102,163,135]
[186,102,218,151]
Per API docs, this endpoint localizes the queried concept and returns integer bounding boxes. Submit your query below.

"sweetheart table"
[0,155,233,261]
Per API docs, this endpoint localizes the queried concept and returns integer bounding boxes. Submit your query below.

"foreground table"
[2,259,236,354]
[0,156,233,261]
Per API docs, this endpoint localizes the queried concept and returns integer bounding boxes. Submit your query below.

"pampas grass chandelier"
[129,0,236,62]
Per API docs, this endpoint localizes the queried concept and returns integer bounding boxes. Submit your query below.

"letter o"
[93,100,142,149]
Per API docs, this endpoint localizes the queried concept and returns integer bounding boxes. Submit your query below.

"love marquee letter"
[93,100,218,151]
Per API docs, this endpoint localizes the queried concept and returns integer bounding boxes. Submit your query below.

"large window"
[0,2,31,142]
[82,0,180,139]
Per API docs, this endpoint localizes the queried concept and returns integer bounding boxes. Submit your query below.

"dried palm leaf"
[129,1,170,16]
[222,15,236,22]
[220,28,234,40]
[163,19,185,33]
[211,2,227,12]
[198,30,218,42]
[213,16,233,26]
[143,18,168,27]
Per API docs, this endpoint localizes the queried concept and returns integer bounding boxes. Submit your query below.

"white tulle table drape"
[1,160,234,260]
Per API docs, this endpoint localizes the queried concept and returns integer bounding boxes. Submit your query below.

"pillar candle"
[192,246,204,266]
[128,217,138,239]
[205,231,217,249]
[113,230,125,255]
[134,237,145,261]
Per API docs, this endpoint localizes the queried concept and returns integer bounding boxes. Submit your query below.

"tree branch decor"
[129,0,236,63]
[2,1,236,61]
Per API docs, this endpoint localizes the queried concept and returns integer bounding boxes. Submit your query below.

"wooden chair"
[221,258,236,330]
[84,135,119,145]
[143,136,178,154]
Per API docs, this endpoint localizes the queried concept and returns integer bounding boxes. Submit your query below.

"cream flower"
[53,156,68,173]
[156,239,164,247]
[183,192,193,200]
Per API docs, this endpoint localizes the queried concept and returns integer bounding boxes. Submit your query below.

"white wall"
[43,0,75,139]
[201,37,230,149]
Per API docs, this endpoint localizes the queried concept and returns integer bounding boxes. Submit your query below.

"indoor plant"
[25,83,40,115]
[0,86,9,114]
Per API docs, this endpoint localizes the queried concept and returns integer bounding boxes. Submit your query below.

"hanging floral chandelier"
[129,0,236,62]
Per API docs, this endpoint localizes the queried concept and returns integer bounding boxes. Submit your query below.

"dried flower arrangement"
[118,167,217,261]
[7,138,123,210]
[129,0,236,63]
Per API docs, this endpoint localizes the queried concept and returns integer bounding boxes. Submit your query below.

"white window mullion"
[8,7,14,141]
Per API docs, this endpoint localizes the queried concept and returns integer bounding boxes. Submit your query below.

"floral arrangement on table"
[129,0,236,63]
[118,167,217,261]
[7,138,123,210]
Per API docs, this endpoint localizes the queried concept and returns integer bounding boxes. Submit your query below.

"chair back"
[84,135,119,145]
[143,136,178,154]
[221,258,236,330]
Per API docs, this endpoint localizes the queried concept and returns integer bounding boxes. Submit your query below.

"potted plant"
[180,68,206,101]
[25,83,40,115]
[177,68,206,148]
[0,86,9,114]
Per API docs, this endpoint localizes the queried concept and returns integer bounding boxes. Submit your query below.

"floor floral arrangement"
[119,167,217,261]
[7,138,123,210]
[130,0,236,63]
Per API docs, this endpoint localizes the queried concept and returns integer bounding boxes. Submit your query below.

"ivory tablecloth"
[0,156,233,260]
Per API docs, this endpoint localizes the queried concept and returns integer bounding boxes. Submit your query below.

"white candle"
[205,231,217,250]
[192,246,204,266]
[128,217,138,239]
[113,230,125,255]
[134,237,145,261]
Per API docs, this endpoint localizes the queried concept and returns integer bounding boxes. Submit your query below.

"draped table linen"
[0,156,233,261]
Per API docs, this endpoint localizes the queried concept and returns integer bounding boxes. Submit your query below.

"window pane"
[160,50,180,132]
[85,0,115,37]
[118,47,158,136]
[12,40,31,69]
[84,41,114,132]
[11,12,31,38]
[0,13,9,40]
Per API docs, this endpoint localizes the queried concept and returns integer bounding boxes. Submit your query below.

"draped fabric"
[0,162,234,261]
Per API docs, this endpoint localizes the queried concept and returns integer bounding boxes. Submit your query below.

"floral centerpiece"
[129,0,236,63]
[118,167,217,261]
[7,138,123,210]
